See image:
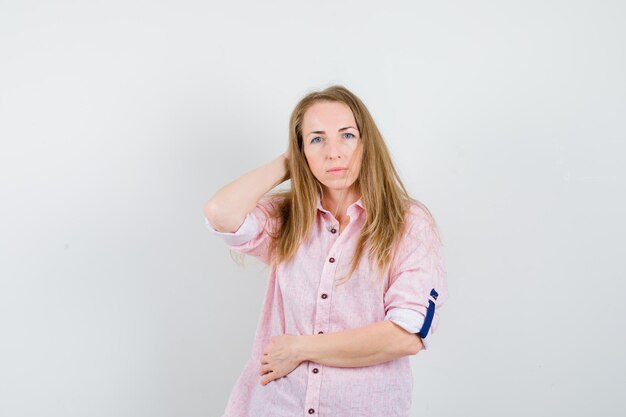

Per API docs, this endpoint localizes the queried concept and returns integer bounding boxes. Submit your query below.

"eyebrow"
[307,126,358,137]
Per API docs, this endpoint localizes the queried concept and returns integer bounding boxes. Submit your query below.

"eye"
[310,136,322,144]
[343,133,356,139]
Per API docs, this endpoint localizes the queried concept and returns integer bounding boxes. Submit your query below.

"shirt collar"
[316,191,365,214]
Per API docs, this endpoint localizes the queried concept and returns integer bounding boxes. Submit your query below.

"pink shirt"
[204,192,448,417]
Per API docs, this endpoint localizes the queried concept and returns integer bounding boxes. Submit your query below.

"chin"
[321,182,356,191]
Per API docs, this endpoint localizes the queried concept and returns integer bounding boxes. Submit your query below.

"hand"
[258,334,303,385]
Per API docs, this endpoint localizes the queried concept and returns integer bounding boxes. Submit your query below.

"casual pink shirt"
[204,192,449,417]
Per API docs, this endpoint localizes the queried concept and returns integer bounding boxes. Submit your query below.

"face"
[301,101,363,196]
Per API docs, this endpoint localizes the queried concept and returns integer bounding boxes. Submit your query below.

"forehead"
[302,101,356,129]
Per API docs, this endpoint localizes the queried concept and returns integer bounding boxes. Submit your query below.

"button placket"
[304,233,345,416]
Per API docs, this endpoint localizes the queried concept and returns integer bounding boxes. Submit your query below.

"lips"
[327,167,347,172]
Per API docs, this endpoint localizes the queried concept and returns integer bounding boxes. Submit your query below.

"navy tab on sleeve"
[416,299,436,339]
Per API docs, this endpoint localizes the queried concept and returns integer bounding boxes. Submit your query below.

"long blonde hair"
[233,84,440,285]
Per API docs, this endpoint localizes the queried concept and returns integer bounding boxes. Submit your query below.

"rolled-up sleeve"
[203,197,281,265]
[204,211,260,246]
[383,206,449,350]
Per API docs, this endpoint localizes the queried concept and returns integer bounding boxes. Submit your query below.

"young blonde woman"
[204,85,449,417]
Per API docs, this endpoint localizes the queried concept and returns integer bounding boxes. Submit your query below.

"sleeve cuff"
[204,212,260,246]
[384,308,429,350]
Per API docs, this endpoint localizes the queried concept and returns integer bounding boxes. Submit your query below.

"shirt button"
[330,228,337,234]
[321,293,327,299]
[308,409,315,414]
[312,368,319,373]
[329,257,335,263]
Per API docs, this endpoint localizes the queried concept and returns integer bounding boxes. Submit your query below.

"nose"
[325,137,342,159]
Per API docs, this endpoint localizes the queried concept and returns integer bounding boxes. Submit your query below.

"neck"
[321,187,359,220]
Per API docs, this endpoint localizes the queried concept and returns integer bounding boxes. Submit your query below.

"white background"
[1,1,624,416]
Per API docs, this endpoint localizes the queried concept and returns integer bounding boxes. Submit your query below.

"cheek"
[303,151,313,168]
[311,161,324,175]
[350,147,363,166]
[304,153,323,173]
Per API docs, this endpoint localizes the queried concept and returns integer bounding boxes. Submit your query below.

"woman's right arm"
[204,152,290,233]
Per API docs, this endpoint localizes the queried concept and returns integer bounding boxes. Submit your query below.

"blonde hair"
[232,84,440,285]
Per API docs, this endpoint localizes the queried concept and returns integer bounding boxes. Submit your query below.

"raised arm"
[204,152,290,233]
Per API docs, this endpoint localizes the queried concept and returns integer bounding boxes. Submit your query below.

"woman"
[204,85,449,417]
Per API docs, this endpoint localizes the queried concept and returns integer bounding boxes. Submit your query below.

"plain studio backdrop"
[1,0,624,416]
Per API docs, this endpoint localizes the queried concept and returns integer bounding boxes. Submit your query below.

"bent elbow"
[204,202,247,234]
[204,200,220,219]
[407,335,425,355]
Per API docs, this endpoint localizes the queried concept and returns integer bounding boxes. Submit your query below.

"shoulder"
[257,195,288,217]
[253,195,288,232]
[404,200,437,232]
[397,200,442,252]
[389,200,443,274]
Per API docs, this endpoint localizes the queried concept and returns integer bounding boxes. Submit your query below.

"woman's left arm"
[259,320,423,385]
[298,320,424,367]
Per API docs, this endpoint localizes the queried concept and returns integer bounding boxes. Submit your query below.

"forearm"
[297,320,419,368]
[205,154,289,232]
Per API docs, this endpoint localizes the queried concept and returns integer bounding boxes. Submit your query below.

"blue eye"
[310,133,356,144]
